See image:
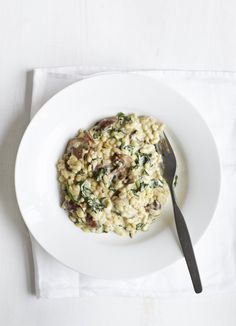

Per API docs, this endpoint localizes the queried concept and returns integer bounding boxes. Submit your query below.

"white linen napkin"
[30,67,236,298]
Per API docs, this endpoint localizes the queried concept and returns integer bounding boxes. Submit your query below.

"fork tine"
[158,137,167,156]
[163,132,174,153]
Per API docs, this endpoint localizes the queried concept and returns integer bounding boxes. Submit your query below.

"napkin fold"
[30,67,236,298]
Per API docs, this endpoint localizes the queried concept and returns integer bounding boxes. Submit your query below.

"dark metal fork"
[159,132,202,294]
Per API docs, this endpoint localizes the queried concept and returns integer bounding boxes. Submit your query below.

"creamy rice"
[57,113,169,237]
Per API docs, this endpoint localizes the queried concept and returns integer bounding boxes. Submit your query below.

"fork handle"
[169,186,202,294]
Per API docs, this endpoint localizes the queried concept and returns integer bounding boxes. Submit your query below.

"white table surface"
[1,1,236,325]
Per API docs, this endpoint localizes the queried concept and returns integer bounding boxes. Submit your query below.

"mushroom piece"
[130,129,137,140]
[83,131,94,145]
[145,200,161,216]
[95,117,116,130]
[67,131,94,161]
[110,153,133,181]
[112,153,132,167]
[71,147,83,160]
[85,213,99,228]
[66,200,79,212]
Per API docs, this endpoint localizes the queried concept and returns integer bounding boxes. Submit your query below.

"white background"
[1,0,236,325]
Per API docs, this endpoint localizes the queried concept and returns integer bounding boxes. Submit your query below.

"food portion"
[57,113,169,237]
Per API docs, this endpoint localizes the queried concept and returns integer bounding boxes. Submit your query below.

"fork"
[159,132,202,294]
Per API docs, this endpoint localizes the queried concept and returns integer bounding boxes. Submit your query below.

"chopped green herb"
[150,179,164,188]
[109,127,126,137]
[92,130,101,139]
[95,167,109,182]
[78,181,105,213]
[136,223,145,230]
[120,143,135,154]
[132,180,148,194]
[131,189,139,197]
[79,181,92,198]
[86,197,104,212]
[135,151,152,167]
[139,181,148,192]
[174,175,178,187]
[117,112,131,124]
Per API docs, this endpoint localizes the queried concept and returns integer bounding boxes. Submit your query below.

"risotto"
[57,113,169,237]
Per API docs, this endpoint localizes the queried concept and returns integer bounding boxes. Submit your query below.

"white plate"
[15,74,221,279]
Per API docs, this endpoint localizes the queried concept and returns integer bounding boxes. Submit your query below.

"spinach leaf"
[79,181,105,213]
[95,167,108,182]
[117,112,131,124]
[135,151,152,167]
[86,197,105,212]
[120,143,135,154]
[132,180,148,194]
[92,129,101,139]
[136,223,145,230]
[79,181,92,198]
[150,179,164,188]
